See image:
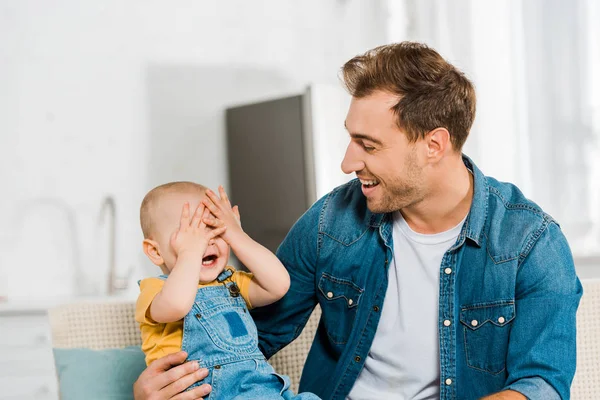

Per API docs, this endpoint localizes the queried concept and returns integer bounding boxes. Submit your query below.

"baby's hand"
[170,202,227,258]
[202,186,243,245]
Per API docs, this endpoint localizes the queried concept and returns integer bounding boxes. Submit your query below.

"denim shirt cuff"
[505,377,560,400]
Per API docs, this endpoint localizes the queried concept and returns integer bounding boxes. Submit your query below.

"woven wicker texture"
[48,301,142,350]
[572,279,600,400]
[269,306,322,394]
[49,301,321,392]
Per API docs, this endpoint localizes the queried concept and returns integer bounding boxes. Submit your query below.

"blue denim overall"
[158,269,320,400]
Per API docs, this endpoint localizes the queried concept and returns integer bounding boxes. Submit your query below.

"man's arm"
[501,221,583,399]
[480,390,526,399]
[250,194,326,358]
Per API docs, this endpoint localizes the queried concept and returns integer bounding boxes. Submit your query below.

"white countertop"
[0,294,136,315]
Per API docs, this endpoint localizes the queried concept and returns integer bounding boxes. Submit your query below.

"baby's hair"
[140,181,208,239]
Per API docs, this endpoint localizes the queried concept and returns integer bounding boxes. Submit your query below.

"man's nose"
[341,143,364,175]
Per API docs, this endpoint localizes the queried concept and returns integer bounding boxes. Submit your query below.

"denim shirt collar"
[369,154,488,249]
[367,205,391,249]
[462,154,488,247]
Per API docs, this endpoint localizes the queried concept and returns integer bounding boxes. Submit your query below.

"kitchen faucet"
[98,195,132,295]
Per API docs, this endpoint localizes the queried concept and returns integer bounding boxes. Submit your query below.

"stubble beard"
[366,153,424,214]
[366,183,422,214]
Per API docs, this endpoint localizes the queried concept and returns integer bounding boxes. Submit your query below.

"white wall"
[392,0,600,277]
[0,0,389,299]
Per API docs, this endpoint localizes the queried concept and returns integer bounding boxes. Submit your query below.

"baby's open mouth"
[202,255,218,267]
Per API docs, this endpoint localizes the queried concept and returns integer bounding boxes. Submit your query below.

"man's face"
[341,91,427,213]
[151,191,230,283]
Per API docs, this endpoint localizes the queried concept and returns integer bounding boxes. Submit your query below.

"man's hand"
[133,351,212,400]
[202,186,244,245]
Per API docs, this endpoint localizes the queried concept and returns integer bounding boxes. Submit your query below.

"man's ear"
[425,127,451,162]
[143,239,164,267]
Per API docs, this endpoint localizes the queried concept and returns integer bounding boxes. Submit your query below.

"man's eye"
[362,144,375,152]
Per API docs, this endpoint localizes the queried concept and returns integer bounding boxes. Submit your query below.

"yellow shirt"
[135,266,254,366]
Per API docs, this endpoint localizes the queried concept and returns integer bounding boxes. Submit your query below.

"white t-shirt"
[347,211,465,400]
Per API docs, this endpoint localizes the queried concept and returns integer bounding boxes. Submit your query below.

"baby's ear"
[143,239,164,266]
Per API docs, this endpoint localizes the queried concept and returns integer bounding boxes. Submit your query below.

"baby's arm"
[227,229,290,308]
[150,203,226,323]
[150,253,203,323]
[203,187,290,308]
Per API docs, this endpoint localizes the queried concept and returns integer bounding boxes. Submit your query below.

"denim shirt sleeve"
[250,195,324,359]
[504,221,583,399]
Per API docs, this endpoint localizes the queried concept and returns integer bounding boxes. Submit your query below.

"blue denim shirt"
[252,156,582,400]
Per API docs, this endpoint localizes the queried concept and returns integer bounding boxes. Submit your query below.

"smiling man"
[134,42,582,400]
[252,42,582,400]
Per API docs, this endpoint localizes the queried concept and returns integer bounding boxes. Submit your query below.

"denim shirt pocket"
[318,273,364,345]
[460,301,515,375]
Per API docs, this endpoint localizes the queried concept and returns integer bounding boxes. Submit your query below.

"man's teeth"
[202,259,214,265]
[360,179,379,187]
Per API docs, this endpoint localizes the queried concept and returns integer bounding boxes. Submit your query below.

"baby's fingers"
[203,215,224,228]
[218,186,232,207]
[179,202,191,227]
[202,198,221,217]
[191,203,205,227]
[199,208,210,230]
[205,189,223,207]
[232,205,241,224]
[208,225,227,238]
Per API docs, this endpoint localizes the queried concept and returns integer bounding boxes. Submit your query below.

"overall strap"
[216,268,234,282]
[216,268,240,298]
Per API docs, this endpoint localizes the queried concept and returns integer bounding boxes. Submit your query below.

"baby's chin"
[198,262,228,283]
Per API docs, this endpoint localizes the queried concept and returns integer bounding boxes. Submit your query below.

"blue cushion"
[53,346,146,400]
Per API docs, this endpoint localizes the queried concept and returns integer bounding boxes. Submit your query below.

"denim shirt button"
[354,356,361,362]
[471,320,479,327]
[327,291,334,299]
[498,316,505,324]
[443,319,451,327]
[373,305,380,312]
[348,299,354,306]
[445,378,452,385]
[444,267,452,275]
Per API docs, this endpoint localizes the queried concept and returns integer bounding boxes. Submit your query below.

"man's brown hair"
[341,42,476,150]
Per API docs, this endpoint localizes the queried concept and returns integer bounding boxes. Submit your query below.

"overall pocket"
[318,273,363,345]
[460,301,515,375]
[195,295,258,353]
